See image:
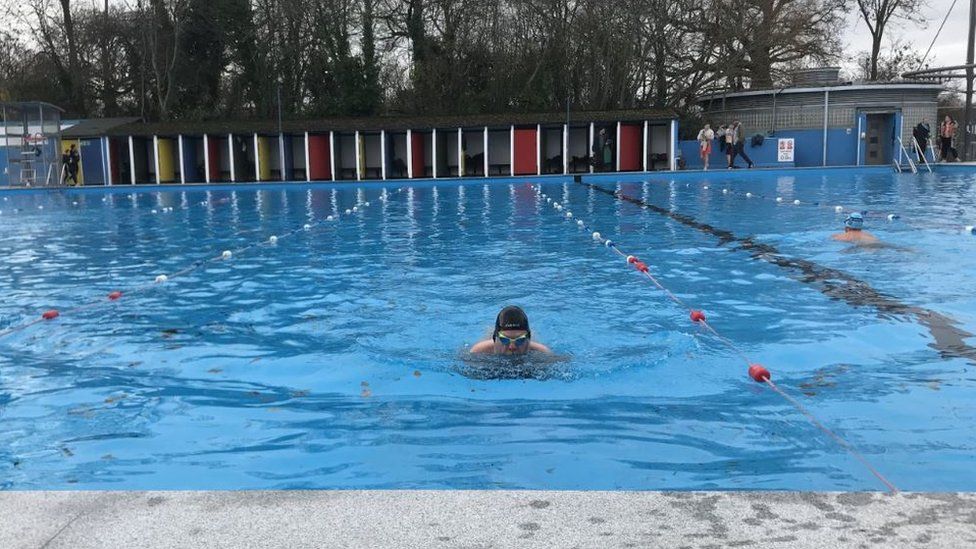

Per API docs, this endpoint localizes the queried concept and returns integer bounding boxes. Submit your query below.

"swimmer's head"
[493,306,531,355]
[844,212,864,231]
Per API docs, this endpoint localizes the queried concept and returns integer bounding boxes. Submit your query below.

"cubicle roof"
[100,109,677,137]
[62,117,141,139]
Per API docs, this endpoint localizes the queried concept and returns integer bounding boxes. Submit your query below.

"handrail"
[912,137,933,172]
[928,137,939,163]
[896,137,918,174]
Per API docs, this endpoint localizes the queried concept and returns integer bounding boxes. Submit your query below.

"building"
[684,68,944,169]
[26,110,678,187]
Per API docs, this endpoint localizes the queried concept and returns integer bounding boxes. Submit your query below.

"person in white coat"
[697,124,715,170]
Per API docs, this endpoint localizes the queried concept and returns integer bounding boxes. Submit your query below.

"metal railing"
[911,137,933,172]
[896,137,918,174]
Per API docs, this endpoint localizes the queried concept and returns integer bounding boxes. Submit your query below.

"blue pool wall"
[678,128,864,169]
[0,165,923,198]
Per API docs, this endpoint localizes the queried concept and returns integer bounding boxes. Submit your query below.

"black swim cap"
[494,306,530,339]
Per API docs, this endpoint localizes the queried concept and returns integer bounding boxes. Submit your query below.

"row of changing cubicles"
[64,114,677,186]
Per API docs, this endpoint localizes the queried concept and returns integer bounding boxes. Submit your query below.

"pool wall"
[678,128,863,169]
[0,164,964,197]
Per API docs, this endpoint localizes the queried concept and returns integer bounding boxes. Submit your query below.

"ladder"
[896,137,917,174]
[911,137,932,172]
[19,148,36,186]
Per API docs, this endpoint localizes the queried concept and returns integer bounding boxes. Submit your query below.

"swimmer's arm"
[469,340,494,354]
[529,341,552,354]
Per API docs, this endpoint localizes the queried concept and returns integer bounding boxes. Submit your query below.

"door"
[864,113,893,165]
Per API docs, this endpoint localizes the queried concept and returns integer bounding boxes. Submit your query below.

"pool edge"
[3,490,973,548]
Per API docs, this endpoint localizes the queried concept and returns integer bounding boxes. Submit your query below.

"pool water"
[1,168,974,491]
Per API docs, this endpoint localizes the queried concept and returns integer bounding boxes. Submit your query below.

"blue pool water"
[1,168,975,491]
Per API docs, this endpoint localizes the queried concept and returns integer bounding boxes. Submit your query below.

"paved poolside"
[2,491,974,548]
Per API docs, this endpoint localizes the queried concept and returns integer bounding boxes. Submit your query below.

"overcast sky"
[843,0,970,74]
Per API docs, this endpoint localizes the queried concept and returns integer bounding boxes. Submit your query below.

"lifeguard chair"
[0,101,63,187]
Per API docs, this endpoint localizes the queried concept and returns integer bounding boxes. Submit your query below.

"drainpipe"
[771,88,785,135]
[822,90,829,167]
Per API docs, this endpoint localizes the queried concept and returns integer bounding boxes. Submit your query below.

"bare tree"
[855,0,927,81]
[139,0,190,121]
[27,0,87,114]
[720,0,848,89]
[4,0,866,120]
[854,37,927,81]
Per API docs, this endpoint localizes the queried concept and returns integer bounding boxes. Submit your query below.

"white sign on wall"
[777,138,795,162]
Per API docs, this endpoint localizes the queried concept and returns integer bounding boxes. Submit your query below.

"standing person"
[716,125,728,155]
[939,115,957,162]
[723,123,735,168]
[592,128,608,171]
[697,124,715,170]
[62,144,80,186]
[729,120,754,169]
[913,119,931,162]
[602,129,614,171]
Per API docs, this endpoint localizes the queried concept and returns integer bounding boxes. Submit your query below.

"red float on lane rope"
[626,255,649,273]
[108,291,123,301]
[538,184,898,494]
[749,364,771,382]
[42,310,59,320]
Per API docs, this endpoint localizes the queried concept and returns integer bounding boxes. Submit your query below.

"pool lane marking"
[535,185,900,494]
[694,182,976,234]
[580,180,976,365]
[695,183,902,221]
[0,188,407,342]
[696,182,897,217]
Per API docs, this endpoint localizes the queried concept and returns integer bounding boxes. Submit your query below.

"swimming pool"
[1,167,974,491]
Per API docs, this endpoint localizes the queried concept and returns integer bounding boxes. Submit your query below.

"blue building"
[683,68,944,169]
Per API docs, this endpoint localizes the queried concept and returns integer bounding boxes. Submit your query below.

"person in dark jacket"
[913,120,931,162]
[62,144,80,185]
[592,128,613,172]
[728,120,753,169]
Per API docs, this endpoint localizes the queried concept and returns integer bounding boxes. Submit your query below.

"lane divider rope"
[686,181,902,220]
[533,183,899,494]
[0,187,407,341]
[684,181,974,234]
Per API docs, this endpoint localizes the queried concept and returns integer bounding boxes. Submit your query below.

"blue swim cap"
[844,212,864,230]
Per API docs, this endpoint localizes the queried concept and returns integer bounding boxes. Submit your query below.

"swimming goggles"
[496,333,530,346]
[844,215,864,229]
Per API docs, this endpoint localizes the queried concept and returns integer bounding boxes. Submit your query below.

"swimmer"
[470,306,552,355]
[831,213,878,245]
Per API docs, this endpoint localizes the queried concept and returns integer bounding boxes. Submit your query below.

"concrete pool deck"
[2,491,974,548]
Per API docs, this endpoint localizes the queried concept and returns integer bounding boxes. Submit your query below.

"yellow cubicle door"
[60,139,83,186]
[156,138,175,182]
